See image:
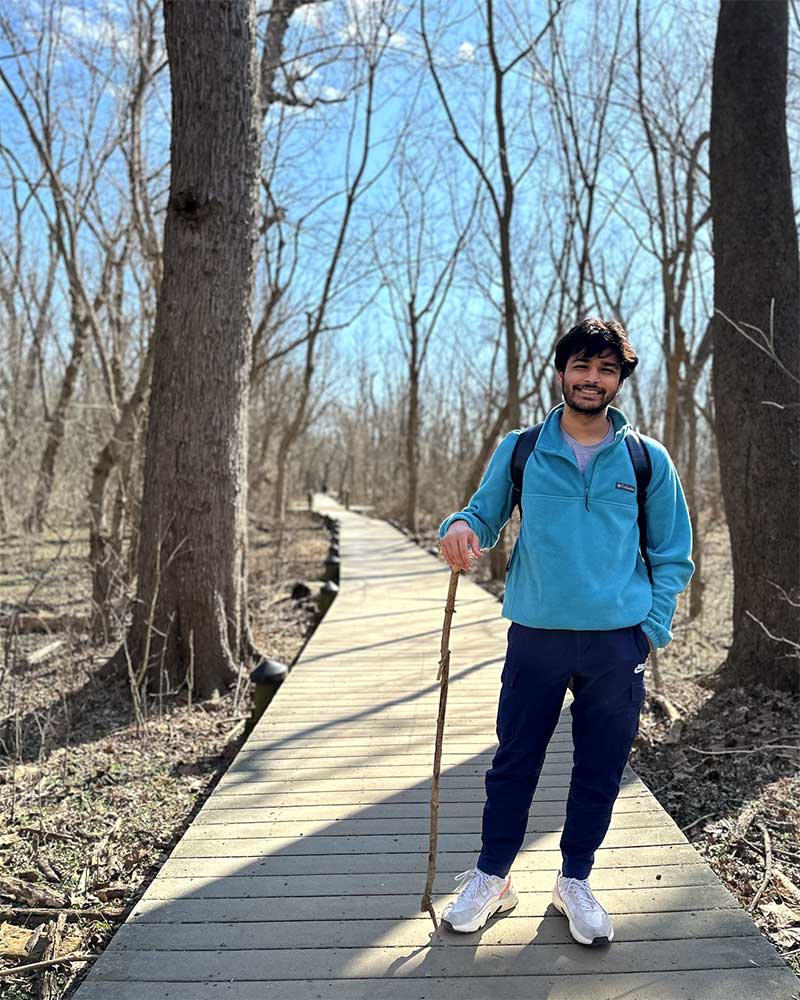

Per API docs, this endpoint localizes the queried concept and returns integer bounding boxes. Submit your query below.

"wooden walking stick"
[420,565,461,931]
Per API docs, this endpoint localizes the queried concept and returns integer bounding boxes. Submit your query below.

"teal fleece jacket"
[438,402,694,650]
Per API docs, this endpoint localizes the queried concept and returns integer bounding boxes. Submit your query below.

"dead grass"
[0,502,330,998]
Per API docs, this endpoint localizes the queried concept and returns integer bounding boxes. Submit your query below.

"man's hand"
[439,521,482,572]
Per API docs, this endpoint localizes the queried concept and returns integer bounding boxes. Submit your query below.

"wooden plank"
[215,770,648,789]
[230,740,573,770]
[186,810,677,837]
[207,785,655,804]
[130,883,740,922]
[77,936,787,982]
[169,827,687,859]
[69,967,800,1000]
[224,761,577,775]
[192,798,658,822]
[135,864,730,901]
[112,908,760,950]
[159,844,702,878]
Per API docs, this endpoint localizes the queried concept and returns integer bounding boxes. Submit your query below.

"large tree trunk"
[709,0,800,689]
[110,0,261,700]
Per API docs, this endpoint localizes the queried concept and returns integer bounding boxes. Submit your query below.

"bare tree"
[709,0,800,689]
[0,8,126,533]
[420,0,561,578]
[630,0,715,618]
[373,154,476,533]
[109,0,263,701]
[421,0,561,434]
[269,7,397,524]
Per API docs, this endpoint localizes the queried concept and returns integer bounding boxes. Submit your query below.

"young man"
[438,317,694,945]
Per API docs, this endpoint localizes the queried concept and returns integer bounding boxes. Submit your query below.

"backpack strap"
[509,423,544,518]
[624,430,654,586]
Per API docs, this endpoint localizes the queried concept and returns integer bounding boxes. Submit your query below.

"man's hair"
[554,317,639,382]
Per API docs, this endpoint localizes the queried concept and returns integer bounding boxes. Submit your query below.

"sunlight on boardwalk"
[72,495,798,999]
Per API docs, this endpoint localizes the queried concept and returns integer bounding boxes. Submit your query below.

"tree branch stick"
[420,566,460,931]
[747,820,773,913]
[0,952,95,979]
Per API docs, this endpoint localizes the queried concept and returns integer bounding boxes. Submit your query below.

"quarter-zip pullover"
[438,402,694,650]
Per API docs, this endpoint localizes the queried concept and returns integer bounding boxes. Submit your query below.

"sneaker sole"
[443,888,519,934]
[552,886,614,947]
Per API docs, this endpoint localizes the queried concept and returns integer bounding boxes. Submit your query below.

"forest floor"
[0,503,330,999]
[397,509,800,978]
[0,501,797,997]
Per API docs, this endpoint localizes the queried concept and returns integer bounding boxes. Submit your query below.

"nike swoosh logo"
[634,663,646,673]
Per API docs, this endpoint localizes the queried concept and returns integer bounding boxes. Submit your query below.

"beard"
[563,382,618,414]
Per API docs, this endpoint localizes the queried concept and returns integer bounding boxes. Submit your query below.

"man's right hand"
[439,521,482,572]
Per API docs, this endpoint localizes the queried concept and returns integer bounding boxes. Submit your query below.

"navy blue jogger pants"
[477,622,651,881]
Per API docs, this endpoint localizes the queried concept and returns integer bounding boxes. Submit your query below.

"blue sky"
[0,0,797,425]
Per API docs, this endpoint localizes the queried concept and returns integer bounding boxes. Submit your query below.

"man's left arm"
[640,444,695,651]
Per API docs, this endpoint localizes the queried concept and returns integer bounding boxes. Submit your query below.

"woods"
[0,0,799,990]
[0,0,797,693]
[710,0,800,688]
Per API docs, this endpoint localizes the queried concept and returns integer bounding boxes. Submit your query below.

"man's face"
[558,349,622,414]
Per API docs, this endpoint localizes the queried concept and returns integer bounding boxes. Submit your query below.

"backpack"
[508,423,654,585]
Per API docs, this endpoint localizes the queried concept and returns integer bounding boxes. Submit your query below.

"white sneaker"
[441,866,518,933]
[552,870,614,946]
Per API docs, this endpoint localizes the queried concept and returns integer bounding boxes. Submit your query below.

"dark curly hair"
[554,317,639,382]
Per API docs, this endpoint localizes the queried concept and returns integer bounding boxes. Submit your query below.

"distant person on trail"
[437,317,694,945]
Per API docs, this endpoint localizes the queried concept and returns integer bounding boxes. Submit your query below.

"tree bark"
[109,0,261,699]
[684,383,704,619]
[709,0,800,688]
[404,311,420,535]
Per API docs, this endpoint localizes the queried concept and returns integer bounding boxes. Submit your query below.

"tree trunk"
[684,385,704,620]
[405,323,420,535]
[272,435,291,523]
[109,0,261,699]
[89,345,154,642]
[709,0,800,689]
[24,307,91,533]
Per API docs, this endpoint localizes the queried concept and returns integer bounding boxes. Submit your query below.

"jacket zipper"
[584,447,613,511]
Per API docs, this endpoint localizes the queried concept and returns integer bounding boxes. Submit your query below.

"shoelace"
[453,866,495,902]
[560,876,600,913]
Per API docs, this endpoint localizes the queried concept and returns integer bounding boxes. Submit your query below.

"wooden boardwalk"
[73,496,798,999]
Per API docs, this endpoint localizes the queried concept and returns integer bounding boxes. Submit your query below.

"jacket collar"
[535,401,632,458]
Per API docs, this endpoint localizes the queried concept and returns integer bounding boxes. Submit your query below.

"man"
[438,317,694,946]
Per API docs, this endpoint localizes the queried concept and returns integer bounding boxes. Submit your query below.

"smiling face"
[557,348,622,415]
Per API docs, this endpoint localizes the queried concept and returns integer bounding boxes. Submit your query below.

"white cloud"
[60,2,134,56]
[293,3,329,30]
[458,41,476,61]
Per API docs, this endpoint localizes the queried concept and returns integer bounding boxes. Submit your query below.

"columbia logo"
[634,663,646,673]
[616,482,636,493]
